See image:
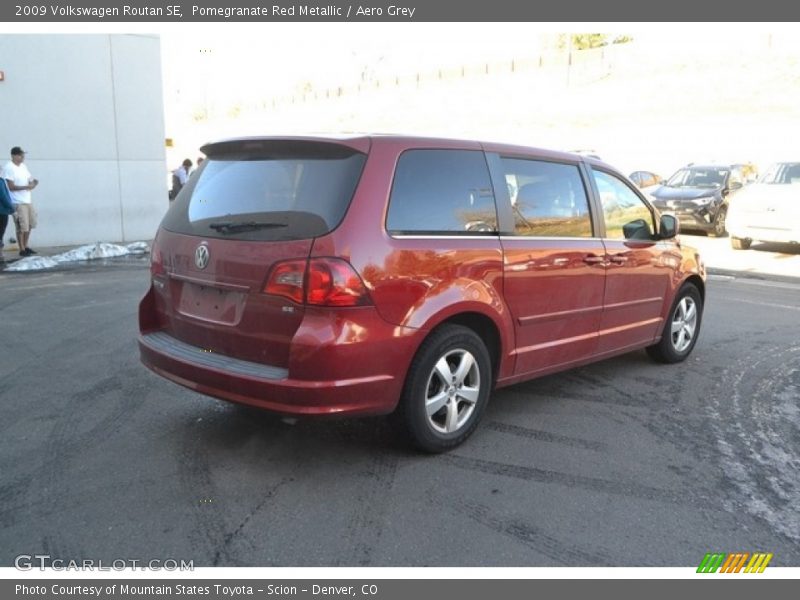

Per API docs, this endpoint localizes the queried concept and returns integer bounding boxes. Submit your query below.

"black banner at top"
[2,0,800,22]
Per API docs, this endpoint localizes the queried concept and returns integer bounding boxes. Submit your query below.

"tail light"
[264,260,306,304]
[264,258,372,307]
[307,258,371,307]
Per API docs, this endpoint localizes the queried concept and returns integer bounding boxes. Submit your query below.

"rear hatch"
[733,183,800,230]
[149,138,368,368]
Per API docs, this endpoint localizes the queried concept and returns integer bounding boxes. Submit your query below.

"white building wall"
[0,34,167,247]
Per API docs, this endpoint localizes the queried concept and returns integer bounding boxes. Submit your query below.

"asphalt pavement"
[1,249,799,567]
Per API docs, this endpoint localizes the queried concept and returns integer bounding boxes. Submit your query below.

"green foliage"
[557,34,633,50]
[574,34,608,50]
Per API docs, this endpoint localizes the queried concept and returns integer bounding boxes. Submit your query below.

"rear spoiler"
[201,137,371,158]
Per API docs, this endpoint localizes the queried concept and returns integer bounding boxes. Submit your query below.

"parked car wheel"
[646,283,703,364]
[730,237,752,250]
[397,325,492,453]
[711,206,728,237]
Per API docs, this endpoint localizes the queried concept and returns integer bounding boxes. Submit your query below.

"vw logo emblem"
[194,244,210,270]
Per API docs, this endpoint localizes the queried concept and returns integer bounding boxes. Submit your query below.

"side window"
[500,158,593,237]
[592,169,655,240]
[386,150,497,234]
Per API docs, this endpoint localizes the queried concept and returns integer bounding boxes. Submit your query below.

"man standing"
[1,146,38,256]
[170,158,192,200]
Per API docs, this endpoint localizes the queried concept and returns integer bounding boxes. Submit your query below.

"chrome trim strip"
[169,272,251,292]
[512,330,597,355]
[390,234,605,242]
[512,317,662,357]
[603,297,664,311]
[518,305,603,325]
[500,236,603,242]
[390,235,501,240]
[141,332,288,380]
[597,318,663,337]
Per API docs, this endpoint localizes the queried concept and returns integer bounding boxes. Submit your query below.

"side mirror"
[729,181,743,191]
[659,214,679,239]
[622,218,653,240]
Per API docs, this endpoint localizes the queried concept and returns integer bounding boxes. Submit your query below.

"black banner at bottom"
[3,579,797,600]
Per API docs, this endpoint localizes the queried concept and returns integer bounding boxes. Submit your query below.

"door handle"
[608,254,628,264]
[583,255,606,265]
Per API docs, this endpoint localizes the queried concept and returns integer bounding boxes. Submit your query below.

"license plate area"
[177,282,245,325]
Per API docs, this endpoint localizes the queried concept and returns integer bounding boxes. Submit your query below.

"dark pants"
[0,213,8,245]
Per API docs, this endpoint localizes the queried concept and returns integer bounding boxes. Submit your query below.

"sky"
[3,21,795,196]
[156,23,800,177]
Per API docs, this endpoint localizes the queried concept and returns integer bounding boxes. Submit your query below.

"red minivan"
[139,135,705,452]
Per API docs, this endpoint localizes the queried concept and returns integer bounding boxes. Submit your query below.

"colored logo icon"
[697,552,773,573]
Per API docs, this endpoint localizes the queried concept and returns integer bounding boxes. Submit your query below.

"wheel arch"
[416,310,507,386]
[438,312,502,384]
[684,274,705,303]
[395,314,499,452]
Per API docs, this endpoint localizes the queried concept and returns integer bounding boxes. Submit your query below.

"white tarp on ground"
[5,242,150,272]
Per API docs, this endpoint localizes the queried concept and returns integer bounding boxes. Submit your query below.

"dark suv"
[139,135,706,452]
[650,164,745,236]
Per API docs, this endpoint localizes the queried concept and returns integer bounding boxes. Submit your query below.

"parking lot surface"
[1,261,799,566]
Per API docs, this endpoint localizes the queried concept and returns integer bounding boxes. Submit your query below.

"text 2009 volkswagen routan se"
[139,135,706,452]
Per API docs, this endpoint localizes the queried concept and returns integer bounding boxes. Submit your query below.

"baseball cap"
[10,146,25,156]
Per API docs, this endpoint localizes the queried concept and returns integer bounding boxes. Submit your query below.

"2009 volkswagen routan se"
[139,135,706,452]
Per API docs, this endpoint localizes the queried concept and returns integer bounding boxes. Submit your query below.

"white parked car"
[727,162,800,249]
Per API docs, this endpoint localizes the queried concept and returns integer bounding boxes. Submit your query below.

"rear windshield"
[666,167,728,188]
[759,162,800,184]
[161,141,366,241]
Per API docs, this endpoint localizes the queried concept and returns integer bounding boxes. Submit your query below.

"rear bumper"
[139,331,407,417]
[727,224,800,244]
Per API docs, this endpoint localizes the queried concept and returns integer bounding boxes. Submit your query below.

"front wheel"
[397,325,492,453]
[711,206,728,237]
[646,283,703,364]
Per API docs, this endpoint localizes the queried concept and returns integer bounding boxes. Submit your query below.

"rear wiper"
[208,220,288,233]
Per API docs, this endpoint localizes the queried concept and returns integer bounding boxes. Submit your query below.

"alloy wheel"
[670,296,698,353]
[424,349,481,434]
[714,207,727,236]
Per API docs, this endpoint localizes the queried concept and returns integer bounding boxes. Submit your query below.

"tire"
[711,206,728,237]
[646,283,703,364]
[396,324,492,453]
[731,237,752,250]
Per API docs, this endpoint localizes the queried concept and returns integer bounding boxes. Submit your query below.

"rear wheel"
[646,283,703,364]
[397,325,492,453]
[731,236,752,250]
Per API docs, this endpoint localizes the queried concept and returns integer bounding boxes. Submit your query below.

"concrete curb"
[706,267,800,286]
